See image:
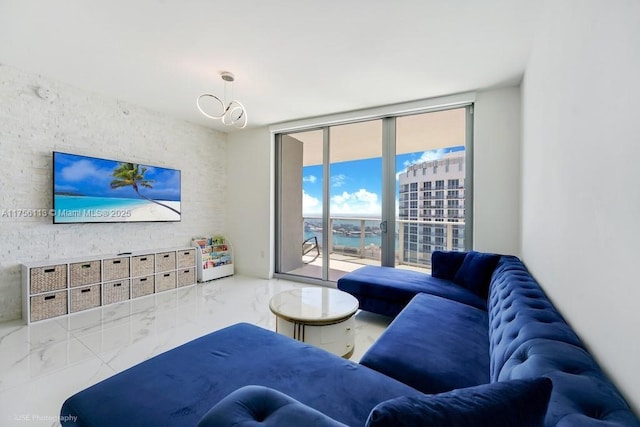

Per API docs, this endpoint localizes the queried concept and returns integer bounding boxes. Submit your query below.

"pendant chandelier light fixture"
[197,71,247,129]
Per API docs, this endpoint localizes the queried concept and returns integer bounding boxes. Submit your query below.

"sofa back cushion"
[432,250,500,299]
[452,251,501,299]
[487,257,583,379]
[487,256,640,426]
[366,377,552,427]
[431,250,467,281]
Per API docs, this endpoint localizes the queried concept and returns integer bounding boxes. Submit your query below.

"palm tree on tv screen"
[110,163,180,215]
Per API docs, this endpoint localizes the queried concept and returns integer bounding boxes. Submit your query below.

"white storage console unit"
[192,237,234,282]
[22,246,196,323]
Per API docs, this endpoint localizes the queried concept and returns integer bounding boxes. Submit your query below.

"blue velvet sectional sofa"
[60,252,639,426]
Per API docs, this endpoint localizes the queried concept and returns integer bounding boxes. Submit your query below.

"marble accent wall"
[0,65,227,322]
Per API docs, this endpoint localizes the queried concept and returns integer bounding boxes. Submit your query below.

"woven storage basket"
[30,290,67,322]
[30,264,67,294]
[131,275,155,298]
[70,284,101,313]
[156,251,176,272]
[103,279,130,305]
[177,249,195,268]
[70,260,101,287]
[103,257,130,281]
[155,271,176,292]
[132,254,155,277]
[177,268,195,287]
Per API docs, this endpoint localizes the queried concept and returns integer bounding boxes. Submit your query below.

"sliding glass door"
[328,120,383,278]
[275,121,384,282]
[277,129,324,280]
[395,108,470,268]
[275,105,472,283]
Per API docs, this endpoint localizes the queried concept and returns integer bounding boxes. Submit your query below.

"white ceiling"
[291,107,466,165]
[0,0,542,132]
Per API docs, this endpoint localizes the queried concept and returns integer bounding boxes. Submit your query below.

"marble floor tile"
[0,276,391,426]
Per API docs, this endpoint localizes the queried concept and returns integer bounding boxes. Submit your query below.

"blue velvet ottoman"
[60,323,422,426]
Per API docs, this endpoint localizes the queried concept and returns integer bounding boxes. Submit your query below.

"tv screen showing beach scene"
[52,152,181,223]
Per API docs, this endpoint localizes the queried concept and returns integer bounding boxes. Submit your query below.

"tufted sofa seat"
[60,253,639,426]
[488,256,638,426]
[336,264,487,317]
[337,252,638,426]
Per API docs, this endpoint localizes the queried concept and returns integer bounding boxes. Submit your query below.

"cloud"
[303,188,382,216]
[331,189,381,215]
[60,159,109,182]
[331,174,347,188]
[302,191,321,215]
[332,189,377,204]
[303,174,317,184]
[402,149,446,168]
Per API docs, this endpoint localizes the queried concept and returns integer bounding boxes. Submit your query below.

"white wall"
[521,0,640,412]
[0,65,227,323]
[226,127,273,279]
[473,87,521,255]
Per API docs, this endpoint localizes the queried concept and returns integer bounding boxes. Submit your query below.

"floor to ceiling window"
[395,107,470,269]
[328,120,383,278]
[275,102,473,284]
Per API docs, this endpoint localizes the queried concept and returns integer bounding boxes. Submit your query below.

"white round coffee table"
[269,287,359,358]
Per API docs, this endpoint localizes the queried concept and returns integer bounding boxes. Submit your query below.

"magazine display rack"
[192,236,234,282]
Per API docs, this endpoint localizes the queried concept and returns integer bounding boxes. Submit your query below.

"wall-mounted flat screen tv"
[53,151,181,223]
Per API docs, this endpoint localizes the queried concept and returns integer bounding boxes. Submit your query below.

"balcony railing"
[303,216,466,269]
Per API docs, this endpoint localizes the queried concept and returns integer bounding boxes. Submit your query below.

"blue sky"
[302,146,464,216]
[54,152,181,201]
